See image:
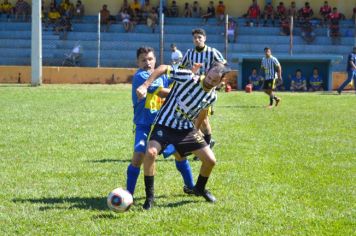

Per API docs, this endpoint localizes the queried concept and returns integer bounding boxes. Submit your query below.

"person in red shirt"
[247,0,260,26]
[263,2,275,26]
[298,2,313,23]
[276,2,287,19]
[319,1,331,26]
[328,7,342,44]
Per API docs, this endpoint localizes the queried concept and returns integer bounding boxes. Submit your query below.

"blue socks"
[175,159,194,189]
[162,144,176,158]
[126,164,140,195]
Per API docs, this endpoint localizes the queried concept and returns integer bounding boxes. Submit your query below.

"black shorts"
[262,79,276,90]
[149,124,208,157]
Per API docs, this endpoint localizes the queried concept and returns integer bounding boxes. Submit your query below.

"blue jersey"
[132,69,170,126]
[291,76,306,86]
[249,75,262,90]
[346,52,356,72]
[309,75,323,88]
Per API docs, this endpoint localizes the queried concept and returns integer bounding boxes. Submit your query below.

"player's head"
[295,69,302,77]
[313,67,319,75]
[264,47,272,57]
[192,28,207,48]
[204,62,231,90]
[251,68,257,75]
[136,47,156,72]
[170,43,177,52]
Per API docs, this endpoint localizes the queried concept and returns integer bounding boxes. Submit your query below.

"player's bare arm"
[136,65,170,99]
[195,109,209,130]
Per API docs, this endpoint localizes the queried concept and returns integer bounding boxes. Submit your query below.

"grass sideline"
[0,84,355,235]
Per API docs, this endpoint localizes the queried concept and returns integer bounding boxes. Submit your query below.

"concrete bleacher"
[0,15,354,88]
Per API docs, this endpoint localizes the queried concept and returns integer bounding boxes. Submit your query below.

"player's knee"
[146,147,158,160]
[203,155,216,168]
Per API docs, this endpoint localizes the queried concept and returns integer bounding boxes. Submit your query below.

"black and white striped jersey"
[181,45,226,75]
[261,55,280,80]
[153,67,217,130]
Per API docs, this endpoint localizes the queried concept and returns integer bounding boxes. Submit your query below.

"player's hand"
[136,85,148,100]
[191,63,202,74]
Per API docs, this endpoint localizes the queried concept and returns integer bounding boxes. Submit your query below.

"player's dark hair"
[192,28,206,37]
[264,47,271,52]
[136,46,155,59]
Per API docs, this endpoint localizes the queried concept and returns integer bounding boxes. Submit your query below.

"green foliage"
[0,85,355,235]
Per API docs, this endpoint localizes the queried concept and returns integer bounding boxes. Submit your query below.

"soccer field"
[0,84,355,235]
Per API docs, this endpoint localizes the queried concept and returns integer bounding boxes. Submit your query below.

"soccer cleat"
[183,185,194,195]
[193,188,216,203]
[275,97,281,107]
[142,198,154,210]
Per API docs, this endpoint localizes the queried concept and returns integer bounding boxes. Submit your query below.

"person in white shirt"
[170,43,183,65]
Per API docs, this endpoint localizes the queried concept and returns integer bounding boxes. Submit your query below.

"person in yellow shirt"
[45,6,61,30]
[1,0,13,19]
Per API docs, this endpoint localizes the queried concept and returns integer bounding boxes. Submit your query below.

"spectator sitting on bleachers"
[201,1,215,24]
[288,1,297,20]
[45,6,61,30]
[1,0,13,20]
[226,17,237,43]
[279,14,290,36]
[183,2,192,17]
[141,0,152,21]
[130,0,142,21]
[319,1,331,27]
[15,0,30,21]
[169,0,179,17]
[248,68,263,91]
[246,0,260,26]
[290,69,307,92]
[54,15,72,40]
[120,8,134,32]
[120,0,133,15]
[192,1,201,18]
[309,67,324,91]
[276,2,287,19]
[353,6,356,20]
[262,2,275,26]
[328,7,342,45]
[100,4,112,32]
[59,0,74,18]
[216,1,225,25]
[298,2,313,24]
[73,0,84,22]
[301,20,316,44]
[170,43,183,65]
[146,7,157,33]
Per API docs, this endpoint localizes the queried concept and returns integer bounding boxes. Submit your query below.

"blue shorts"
[134,124,151,153]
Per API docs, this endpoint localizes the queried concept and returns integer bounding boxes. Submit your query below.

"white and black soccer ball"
[107,188,133,212]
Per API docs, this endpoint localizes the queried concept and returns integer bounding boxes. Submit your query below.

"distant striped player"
[261,47,282,108]
[136,62,231,210]
[180,28,226,158]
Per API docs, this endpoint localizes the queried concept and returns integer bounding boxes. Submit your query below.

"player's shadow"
[13,196,108,211]
[161,199,199,208]
[89,158,173,163]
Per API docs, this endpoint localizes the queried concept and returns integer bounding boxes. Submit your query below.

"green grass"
[0,84,355,235]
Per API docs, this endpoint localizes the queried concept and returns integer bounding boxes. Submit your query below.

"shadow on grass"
[12,195,169,211]
[89,158,173,163]
[13,196,108,211]
[0,84,31,87]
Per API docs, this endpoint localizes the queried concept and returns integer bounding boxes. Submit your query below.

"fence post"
[289,16,294,56]
[159,0,164,65]
[97,12,101,68]
[224,14,228,61]
[31,0,42,86]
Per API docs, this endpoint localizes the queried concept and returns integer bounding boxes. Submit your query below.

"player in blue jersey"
[126,47,194,196]
[309,67,324,91]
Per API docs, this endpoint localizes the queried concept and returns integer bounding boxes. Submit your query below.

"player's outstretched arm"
[136,65,170,99]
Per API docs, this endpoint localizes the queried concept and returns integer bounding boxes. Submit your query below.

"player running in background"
[127,47,194,197]
[136,62,231,210]
[261,47,282,108]
[180,28,226,159]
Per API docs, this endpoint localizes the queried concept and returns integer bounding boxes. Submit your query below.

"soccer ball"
[107,188,133,212]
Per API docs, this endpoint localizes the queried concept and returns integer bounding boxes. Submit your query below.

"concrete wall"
[10,0,355,19]
[0,66,136,84]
